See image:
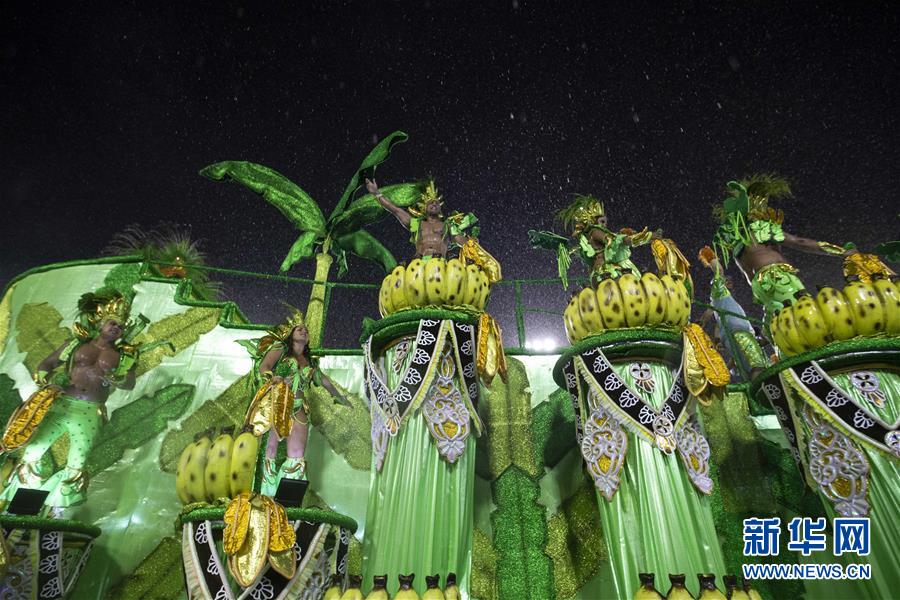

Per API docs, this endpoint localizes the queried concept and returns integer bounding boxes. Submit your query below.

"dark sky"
[2,2,898,347]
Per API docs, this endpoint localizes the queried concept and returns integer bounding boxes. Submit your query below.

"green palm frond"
[329,182,426,237]
[200,161,327,235]
[329,130,409,222]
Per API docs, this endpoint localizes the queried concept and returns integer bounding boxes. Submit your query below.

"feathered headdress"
[407,180,444,218]
[555,194,606,236]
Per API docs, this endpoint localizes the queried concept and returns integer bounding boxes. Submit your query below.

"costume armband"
[817,241,847,255]
[32,370,48,386]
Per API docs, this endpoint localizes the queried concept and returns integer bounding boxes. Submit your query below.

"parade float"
[0,136,897,600]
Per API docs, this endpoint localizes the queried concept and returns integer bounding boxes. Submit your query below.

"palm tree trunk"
[306,251,333,348]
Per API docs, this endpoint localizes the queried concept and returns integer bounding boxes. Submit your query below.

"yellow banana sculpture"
[660,275,689,327]
[462,264,481,306]
[324,575,344,600]
[816,286,856,341]
[872,276,900,334]
[597,277,626,329]
[390,266,410,313]
[365,575,390,599]
[641,272,667,326]
[777,303,811,355]
[444,258,467,305]
[843,279,885,336]
[476,269,491,309]
[204,428,235,502]
[769,308,797,356]
[224,493,297,587]
[229,429,259,497]
[578,286,604,333]
[791,293,830,349]
[619,273,649,327]
[184,432,212,504]
[404,259,427,308]
[378,277,393,317]
[395,574,421,600]
[444,573,460,600]
[424,259,447,304]
[563,295,582,342]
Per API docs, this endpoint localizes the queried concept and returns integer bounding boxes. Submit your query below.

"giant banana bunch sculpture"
[175,427,259,504]
[224,492,297,586]
[378,258,492,316]
[564,273,692,343]
[770,277,900,356]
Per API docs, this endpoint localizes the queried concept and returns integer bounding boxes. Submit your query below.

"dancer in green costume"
[539,195,727,598]
[241,308,348,495]
[0,288,143,507]
[711,175,900,598]
[361,178,482,598]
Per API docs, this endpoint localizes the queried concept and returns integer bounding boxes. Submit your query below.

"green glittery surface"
[0,514,101,537]
[490,466,554,600]
[530,388,577,470]
[546,474,607,599]
[0,373,20,425]
[158,374,254,472]
[359,308,478,348]
[305,382,372,470]
[133,307,221,377]
[102,262,143,301]
[105,536,184,600]
[85,384,195,475]
[476,357,541,480]
[471,527,498,600]
[15,302,70,374]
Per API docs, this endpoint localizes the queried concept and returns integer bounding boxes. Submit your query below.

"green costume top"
[271,350,323,399]
[712,181,787,266]
[408,212,480,254]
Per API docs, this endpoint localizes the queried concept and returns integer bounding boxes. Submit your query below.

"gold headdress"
[74,288,131,339]
[408,180,444,218]
[269,307,306,342]
[555,195,606,236]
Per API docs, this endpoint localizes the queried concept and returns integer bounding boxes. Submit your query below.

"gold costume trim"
[477,313,508,385]
[244,380,293,439]
[1,387,62,451]
[843,252,896,283]
[460,238,503,284]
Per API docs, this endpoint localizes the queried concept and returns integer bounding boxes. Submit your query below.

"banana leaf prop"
[224,492,297,587]
[528,229,575,288]
[201,131,419,276]
[682,323,730,405]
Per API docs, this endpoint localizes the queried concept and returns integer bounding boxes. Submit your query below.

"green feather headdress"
[555,194,605,235]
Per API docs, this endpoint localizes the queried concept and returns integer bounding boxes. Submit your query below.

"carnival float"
[0,133,897,600]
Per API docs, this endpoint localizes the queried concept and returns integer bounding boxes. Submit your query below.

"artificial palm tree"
[200,131,424,346]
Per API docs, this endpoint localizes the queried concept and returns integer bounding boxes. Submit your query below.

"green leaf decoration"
[104,536,184,600]
[328,183,425,237]
[200,161,327,236]
[475,357,540,480]
[329,130,409,222]
[158,374,254,472]
[305,382,372,471]
[491,467,554,599]
[530,388,577,470]
[15,302,70,374]
[876,240,900,263]
[85,384,195,474]
[546,475,606,599]
[334,230,397,274]
[103,262,143,301]
[132,307,221,377]
[0,374,20,426]
[471,527,498,600]
[0,285,13,356]
[280,230,321,273]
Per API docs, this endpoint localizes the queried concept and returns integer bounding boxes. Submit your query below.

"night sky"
[2,2,898,348]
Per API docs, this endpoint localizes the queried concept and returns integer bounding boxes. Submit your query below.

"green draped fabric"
[794,368,900,600]
[593,361,726,598]
[361,338,476,598]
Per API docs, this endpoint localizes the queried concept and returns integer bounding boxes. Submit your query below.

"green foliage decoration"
[490,466,554,600]
[545,474,606,599]
[15,302,69,374]
[132,307,221,377]
[0,374,21,425]
[158,374,254,473]
[103,262,143,301]
[85,384,195,474]
[529,388,577,470]
[476,358,541,480]
[305,383,372,470]
[104,536,184,600]
[471,527,498,600]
